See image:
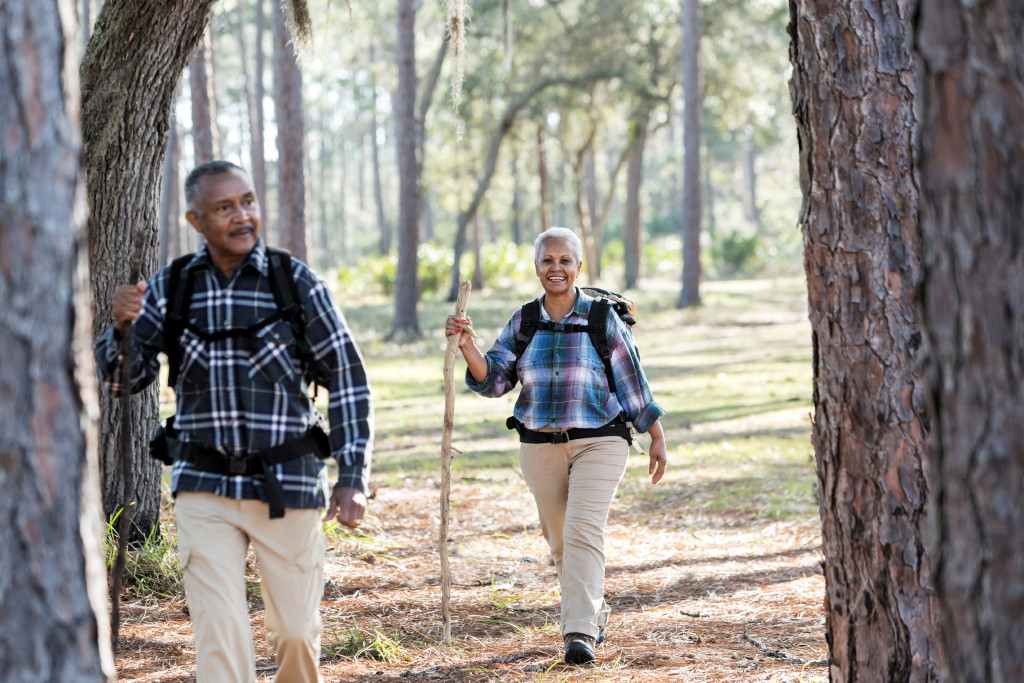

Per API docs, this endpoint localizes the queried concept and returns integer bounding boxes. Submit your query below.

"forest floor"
[114,275,829,682]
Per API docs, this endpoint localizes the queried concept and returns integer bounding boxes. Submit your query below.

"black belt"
[169,427,329,519]
[506,416,632,445]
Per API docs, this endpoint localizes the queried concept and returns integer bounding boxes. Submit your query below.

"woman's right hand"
[445,314,474,348]
[112,280,147,327]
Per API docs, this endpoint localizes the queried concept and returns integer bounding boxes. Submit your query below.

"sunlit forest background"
[106,0,799,298]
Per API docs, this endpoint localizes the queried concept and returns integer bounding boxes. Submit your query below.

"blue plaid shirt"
[467,289,664,433]
[96,240,373,509]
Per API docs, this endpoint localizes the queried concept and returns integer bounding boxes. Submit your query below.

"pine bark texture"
[679,0,701,307]
[0,1,113,679]
[915,2,1024,681]
[788,2,942,681]
[81,0,216,541]
[272,0,308,261]
[391,0,422,339]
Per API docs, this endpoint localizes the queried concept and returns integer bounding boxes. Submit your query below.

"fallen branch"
[440,280,472,644]
[742,623,827,667]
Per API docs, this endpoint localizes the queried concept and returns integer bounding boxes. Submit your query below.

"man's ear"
[185,210,202,234]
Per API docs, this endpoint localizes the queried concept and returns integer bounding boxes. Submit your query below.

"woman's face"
[535,237,581,298]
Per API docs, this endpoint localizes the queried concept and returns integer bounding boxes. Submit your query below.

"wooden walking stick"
[440,280,472,644]
[111,231,147,651]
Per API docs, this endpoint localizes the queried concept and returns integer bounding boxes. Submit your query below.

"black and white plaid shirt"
[96,240,373,509]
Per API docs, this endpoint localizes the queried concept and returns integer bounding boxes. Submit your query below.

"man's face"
[186,170,261,270]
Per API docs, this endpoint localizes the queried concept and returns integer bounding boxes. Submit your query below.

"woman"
[445,227,667,665]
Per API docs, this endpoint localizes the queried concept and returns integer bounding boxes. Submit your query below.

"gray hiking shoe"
[563,632,597,665]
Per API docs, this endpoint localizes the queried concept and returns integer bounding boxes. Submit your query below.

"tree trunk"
[159,112,182,265]
[678,0,701,307]
[584,146,600,274]
[189,26,219,164]
[789,1,942,680]
[623,113,648,290]
[537,122,552,232]
[272,0,308,260]
[471,212,484,290]
[741,132,761,232]
[916,2,1024,681]
[81,0,215,543]
[237,0,268,223]
[390,0,422,340]
[0,2,112,678]
[369,49,392,256]
[511,150,524,243]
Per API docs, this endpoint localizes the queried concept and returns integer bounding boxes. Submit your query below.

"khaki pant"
[518,436,629,638]
[175,492,325,683]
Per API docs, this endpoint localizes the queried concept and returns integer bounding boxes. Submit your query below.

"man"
[96,160,373,682]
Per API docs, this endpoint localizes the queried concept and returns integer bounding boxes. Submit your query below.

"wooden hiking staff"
[111,231,147,651]
[440,280,472,644]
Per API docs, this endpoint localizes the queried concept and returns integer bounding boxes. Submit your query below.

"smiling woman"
[443,226,667,665]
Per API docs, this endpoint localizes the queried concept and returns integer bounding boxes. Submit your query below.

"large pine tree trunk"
[916,2,1024,681]
[788,1,942,680]
[390,0,422,340]
[81,0,216,543]
[272,0,308,260]
[0,1,112,678]
[678,0,701,308]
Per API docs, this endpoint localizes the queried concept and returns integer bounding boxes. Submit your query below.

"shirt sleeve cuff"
[465,361,496,394]
[631,402,666,434]
[334,465,369,494]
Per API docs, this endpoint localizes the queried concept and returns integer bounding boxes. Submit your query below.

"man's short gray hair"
[534,227,583,264]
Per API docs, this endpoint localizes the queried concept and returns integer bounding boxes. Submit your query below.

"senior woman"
[445,227,667,665]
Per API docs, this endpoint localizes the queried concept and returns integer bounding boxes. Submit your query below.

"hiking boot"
[563,632,597,665]
[596,626,607,645]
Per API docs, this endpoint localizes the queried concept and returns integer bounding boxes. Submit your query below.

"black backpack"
[511,287,637,393]
[162,246,313,387]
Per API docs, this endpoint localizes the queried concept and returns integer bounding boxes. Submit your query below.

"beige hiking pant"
[175,492,325,683]
[518,435,629,638]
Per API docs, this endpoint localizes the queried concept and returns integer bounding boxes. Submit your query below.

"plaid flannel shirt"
[467,288,664,433]
[96,240,373,509]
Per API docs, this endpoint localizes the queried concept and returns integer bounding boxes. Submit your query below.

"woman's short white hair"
[534,227,583,264]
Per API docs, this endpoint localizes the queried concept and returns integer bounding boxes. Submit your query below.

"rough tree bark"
[915,2,1024,681]
[390,0,422,340]
[0,0,113,679]
[678,0,701,307]
[81,0,216,542]
[272,0,308,260]
[788,1,942,680]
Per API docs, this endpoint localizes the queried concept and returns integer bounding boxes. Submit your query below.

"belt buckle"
[550,431,569,444]
[228,457,248,475]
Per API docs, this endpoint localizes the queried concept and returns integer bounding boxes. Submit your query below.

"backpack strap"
[587,298,618,394]
[513,300,541,361]
[265,247,319,385]
[164,253,199,387]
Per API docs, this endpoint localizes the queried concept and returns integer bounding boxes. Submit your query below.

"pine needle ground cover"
[115,276,826,682]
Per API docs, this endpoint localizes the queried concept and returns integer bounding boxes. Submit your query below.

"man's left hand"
[324,486,367,528]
